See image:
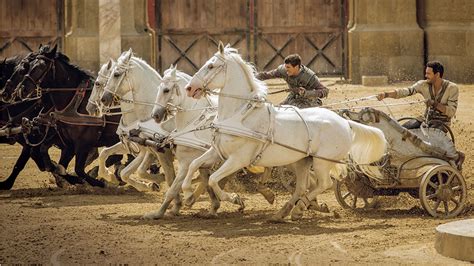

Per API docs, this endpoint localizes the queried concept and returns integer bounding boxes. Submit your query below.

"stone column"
[347,0,424,83]
[99,0,121,65]
[120,0,155,68]
[421,0,474,83]
[64,0,100,72]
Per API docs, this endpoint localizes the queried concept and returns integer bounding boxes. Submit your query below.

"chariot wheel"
[419,165,467,218]
[334,179,378,209]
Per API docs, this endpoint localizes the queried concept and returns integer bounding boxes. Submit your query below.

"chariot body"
[334,108,467,218]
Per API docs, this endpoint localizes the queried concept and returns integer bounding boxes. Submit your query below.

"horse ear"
[169,64,174,69]
[38,44,43,50]
[127,47,133,61]
[225,43,231,48]
[218,41,224,55]
[171,66,177,79]
[107,59,113,69]
[48,44,58,56]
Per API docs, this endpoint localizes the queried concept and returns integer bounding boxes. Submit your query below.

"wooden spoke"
[427,193,437,200]
[428,181,438,189]
[443,201,449,214]
[351,197,357,208]
[437,172,444,185]
[445,172,456,186]
[342,192,351,199]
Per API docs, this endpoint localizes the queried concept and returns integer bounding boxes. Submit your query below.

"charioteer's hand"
[425,99,436,107]
[296,87,305,96]
[376,92,387,101]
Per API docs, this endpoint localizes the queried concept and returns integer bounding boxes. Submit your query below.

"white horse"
[182,42,387,220]
[98,49,175,191]
[142,65,226,219]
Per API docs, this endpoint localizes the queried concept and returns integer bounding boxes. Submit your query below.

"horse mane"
[55,52,95,79]
[224,48,268,99]
[122,55,162,80]
[36,45,94,80]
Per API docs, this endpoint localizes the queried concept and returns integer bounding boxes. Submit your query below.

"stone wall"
[348,0,474,84]
[64,0,154,73]
[420,0,474,84]
[347,0,424,84]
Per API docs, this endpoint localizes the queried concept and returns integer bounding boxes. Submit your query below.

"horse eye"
[114,72,121,77]
[208,64,214,70]
[95,81,101,86]
[163,88,170,93]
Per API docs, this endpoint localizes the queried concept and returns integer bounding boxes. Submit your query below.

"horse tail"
[347,120,386,164]
[344,121,386,179]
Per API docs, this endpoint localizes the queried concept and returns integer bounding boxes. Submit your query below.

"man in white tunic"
[376,61,463,169]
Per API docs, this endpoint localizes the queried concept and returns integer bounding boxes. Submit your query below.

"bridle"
[193,53,267,103]
[100,60,165,115]
[19,55,56,100]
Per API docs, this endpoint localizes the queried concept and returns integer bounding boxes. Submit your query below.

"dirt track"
[1,79,473,264]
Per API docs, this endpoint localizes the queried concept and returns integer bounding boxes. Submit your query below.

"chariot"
[334,108,467,218]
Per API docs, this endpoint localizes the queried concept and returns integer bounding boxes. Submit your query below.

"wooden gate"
[254,0,346,75]
[153,0,345,75]
[0,0,63,58]
[155,0,250,75]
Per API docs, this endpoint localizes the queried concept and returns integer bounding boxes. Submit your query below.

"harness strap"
[281,105,313,156]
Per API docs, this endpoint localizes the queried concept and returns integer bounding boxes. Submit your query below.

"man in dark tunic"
[256,54,329,108]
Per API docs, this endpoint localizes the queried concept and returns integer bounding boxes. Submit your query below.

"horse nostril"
[186,86,191,92]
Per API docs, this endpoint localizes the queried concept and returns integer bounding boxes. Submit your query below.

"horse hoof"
[206,211,218,219]
[142,211,163,220]
[231,193,245,212]
[150,182,160,192]
[262,191,275,205]
[318,203,330,213]
[183,195,196,207]
[308,201,330,213]
[291,200,306,221]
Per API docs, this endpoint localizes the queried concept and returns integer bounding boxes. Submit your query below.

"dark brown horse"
[15,45,124,188]
[0,54,60,189]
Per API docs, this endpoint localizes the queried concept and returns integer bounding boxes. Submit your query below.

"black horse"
[14,45,124,188]
[0,54,62,189]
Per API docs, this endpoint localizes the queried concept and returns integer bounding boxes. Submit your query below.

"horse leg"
[0,145,31,190]
[205,156,250,212]
[136,151,162,185]
[291,159,335,220]
[270,158,312,222]
[197,168,228,217]
[306,169,329,213]
[85,148,99,167]
[56,146,83,185]
[181,148,220,206]
[256,167,276,204]
[98,142,126,184]
[143,158,196,220]
[119,150,156,191]
[155,148,176,187]
[74,148,105,188]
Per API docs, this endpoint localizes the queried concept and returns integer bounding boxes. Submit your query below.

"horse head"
[17,44,58,99]
[186,41,230,99]
[152,64,191,123]
[1,56,33,102]
[100,48,133,107]
[87,59,114,116]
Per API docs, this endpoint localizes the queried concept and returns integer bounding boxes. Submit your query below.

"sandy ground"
[1,79,473,264]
